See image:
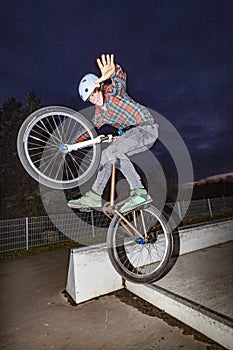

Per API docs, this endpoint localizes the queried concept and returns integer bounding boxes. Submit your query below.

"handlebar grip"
[100,135,112,141]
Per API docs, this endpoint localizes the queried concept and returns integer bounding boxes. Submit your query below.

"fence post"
[177,202,182,221]
[26,217,29,250]
[207,198,213,218]
[90,210,95,237]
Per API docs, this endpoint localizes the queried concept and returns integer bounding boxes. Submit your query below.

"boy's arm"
[111,64,127,94]
[74,112,102,143]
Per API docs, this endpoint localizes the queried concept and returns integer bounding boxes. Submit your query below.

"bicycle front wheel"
[107,205,173,284]
[17,106,101,189]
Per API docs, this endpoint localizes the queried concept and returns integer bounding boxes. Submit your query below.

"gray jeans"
[92,124,159,195]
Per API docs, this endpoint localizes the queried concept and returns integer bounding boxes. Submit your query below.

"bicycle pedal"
[78,207,98,213]
[137,203,151,210]
[78,207,92,212]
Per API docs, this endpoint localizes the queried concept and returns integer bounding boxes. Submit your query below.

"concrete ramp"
[66,218,233,348]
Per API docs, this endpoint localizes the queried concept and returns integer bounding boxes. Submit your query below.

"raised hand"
[95,54,115,84]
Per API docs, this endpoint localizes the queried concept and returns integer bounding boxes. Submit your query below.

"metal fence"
[0,196,232,253]
[173,196,233,223]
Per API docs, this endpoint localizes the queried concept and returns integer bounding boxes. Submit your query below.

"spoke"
[63,159,70,180]
[58,114,66,141]
[53,154,65,180]
[37,119,62,144]
[28,142,45,149]
[140,210,147,238]
[28,148,44,156]
[30,151,47,160]
[69,153,92,175]
[63,156,76,180]
[28,134,46,143]
[38,151,60,167]
[28,143,58,153]
[66,155,81,178]
[29,127,49,141]
[129,247,143,270]
[31,127,45,140]
[43,117,62,144]
[69,157,81,175]
[40,150,61,174]
[77,148,95,160]
[28,130,59,151]
[52,114,63,142]
[66,118,80,143]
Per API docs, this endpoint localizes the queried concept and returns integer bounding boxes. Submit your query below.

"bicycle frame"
[108,164,147,241]
[63,134,148,241]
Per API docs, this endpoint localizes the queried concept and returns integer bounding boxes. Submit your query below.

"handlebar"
[59,134,115,153]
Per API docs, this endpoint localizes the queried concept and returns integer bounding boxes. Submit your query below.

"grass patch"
[0,241,83,261]
[182,214,233,227]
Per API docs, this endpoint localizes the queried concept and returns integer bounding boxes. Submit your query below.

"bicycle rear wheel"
[17,106,101,189]
[107,205,173,284]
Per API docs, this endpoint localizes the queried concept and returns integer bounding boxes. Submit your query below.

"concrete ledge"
[178,218,233,255]
[66,219,232,305]
[126,282,233,350]
[66,243,123,304]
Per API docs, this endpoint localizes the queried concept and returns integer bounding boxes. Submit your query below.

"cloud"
[1,0,232,181]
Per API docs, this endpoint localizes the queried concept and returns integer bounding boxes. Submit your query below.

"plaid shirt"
[77,64,154,142]
[92,64,153,129]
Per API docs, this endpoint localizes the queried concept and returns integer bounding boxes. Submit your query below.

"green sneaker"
[68,191,102,209]
[119,189,153,213]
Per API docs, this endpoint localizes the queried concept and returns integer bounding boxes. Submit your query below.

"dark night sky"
[1,0,232,181]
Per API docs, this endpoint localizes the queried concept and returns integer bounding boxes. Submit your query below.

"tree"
[0,97,22,133]
[23,92,41,117]
[0,92,44,219]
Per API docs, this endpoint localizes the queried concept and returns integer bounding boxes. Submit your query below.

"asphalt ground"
[0,244,229,350]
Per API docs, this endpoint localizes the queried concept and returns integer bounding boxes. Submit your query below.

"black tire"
[17,106,101,189]
[107,205,173,284]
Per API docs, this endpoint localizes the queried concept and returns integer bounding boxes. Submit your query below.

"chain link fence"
[172,196,233,224]
[0,196,232,253]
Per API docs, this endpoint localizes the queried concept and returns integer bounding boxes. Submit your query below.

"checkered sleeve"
[111,64,127,95]
[74,110,103,143]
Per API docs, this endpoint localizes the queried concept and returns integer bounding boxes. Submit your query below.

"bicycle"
[17,106,174,284]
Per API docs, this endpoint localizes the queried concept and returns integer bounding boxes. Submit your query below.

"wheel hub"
[136,237,149,244]
[136,231,157,245]
[59,144,68,153]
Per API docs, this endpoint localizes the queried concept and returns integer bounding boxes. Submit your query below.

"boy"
[68,54,158,213]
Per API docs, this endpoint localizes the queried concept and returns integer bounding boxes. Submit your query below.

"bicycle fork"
[116,209,148,243]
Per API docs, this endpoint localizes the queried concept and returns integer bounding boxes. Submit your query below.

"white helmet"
[78,73,100,101]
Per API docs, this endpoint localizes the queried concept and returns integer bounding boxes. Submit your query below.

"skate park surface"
[0,236,232,349]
